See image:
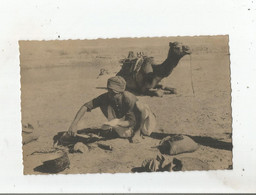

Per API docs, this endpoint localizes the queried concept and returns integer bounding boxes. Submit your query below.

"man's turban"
[107,76,126,92]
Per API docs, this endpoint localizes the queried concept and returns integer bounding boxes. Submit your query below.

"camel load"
[118,51,153,79]
[116,42,191,96]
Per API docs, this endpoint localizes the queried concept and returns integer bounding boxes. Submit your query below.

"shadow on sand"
[53,128,124,146]
[53,128,232,151]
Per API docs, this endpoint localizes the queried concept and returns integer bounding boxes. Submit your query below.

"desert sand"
[20,36,232,174]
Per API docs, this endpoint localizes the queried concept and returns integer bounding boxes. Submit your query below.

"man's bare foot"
[131,134,145,144]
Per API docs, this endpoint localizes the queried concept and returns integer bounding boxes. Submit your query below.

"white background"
[0,0,256,193]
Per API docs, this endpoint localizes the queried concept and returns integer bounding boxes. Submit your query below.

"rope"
[189,55,195,96]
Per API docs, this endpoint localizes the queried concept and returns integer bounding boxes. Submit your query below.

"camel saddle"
[118,51,154,79]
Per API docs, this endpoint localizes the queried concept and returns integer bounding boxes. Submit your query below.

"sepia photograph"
[20,36,232,174]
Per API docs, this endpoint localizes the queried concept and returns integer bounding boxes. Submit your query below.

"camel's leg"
[154,84,177,94]
[144,89,164,97]
[154,84,164,89]
[163,86,177,94]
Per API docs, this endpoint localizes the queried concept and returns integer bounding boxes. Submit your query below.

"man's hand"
[67,105,87,136]
[67,125,77,136]
[131,130,144,144]
[101,124,112,131]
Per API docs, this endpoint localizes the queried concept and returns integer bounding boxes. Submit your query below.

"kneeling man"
[68,76,156,140]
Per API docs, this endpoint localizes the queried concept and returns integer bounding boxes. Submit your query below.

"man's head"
[107,76,126,98]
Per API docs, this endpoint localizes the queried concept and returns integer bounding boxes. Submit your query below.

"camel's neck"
[153,53,183,78]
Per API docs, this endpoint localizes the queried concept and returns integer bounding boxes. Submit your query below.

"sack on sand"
[158,135,199,155]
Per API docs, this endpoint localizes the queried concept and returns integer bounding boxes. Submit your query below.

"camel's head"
[169,42,191,57]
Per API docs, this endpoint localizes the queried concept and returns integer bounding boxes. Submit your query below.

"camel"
[116,42,191,96]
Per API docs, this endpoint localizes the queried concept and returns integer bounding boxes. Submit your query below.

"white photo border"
[0,0,256,193]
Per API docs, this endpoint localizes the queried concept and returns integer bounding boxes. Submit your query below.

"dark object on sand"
[97,68,109,78]
[58,132,78,146]
[141,154,165,172]
[34,151,70,173]
[55,132,104,146]
[156,135,199,155]
[97,143,113,151]
[132,154,172,172]
[132,155,209,173]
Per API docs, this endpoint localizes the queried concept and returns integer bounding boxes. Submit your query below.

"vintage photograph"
[20,36,232,174]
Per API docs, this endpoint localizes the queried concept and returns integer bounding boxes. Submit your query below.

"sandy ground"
[20,36,232,174]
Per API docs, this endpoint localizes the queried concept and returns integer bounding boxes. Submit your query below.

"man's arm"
[68,105,88,135]
[68,93,105,134]
[103,118,130,128]
[117,120,131,127]
[112,118,131,127]
[107,102,136,128]
[122,92,137,128]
